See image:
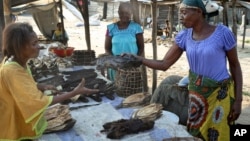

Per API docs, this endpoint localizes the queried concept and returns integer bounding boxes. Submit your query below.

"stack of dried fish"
[132,103,163,121]
[121,92,151,108]
[28,57,59,81]
[28,53,73,82]
[44,104,76,133]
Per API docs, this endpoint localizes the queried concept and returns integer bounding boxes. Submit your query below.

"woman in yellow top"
[0,22,99,141]
[52,22,69,45]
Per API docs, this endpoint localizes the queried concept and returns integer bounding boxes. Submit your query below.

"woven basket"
[115,67,143,97]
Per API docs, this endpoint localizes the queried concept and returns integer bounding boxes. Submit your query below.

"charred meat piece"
[101,119,154,139]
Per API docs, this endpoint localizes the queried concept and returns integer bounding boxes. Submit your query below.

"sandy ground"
[17,8,250,124]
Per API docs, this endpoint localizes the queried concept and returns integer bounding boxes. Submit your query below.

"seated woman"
[0,22,98,140]
[52,22,69,45]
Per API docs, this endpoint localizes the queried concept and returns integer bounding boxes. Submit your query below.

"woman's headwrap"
[180,0,223,20]
[179,0,207,15]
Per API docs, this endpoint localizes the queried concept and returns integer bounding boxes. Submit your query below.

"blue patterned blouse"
[175,24,237,81]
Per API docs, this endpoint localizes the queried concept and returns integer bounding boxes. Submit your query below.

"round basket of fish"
[132,103,163,121]
[115,68,143,97]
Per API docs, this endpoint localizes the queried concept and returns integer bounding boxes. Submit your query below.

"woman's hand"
[228,100,242,124]
[73,78,99,96]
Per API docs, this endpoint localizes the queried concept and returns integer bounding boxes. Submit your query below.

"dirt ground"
[17,9,250,124]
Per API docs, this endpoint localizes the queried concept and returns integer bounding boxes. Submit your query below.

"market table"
[33,46,193,140]
[39,93,193,141]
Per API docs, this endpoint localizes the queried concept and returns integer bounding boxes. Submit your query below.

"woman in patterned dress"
[129,0,242,140]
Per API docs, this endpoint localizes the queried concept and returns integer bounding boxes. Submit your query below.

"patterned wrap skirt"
[187,71,235,141]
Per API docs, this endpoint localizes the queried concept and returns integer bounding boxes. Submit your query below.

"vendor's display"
[132,103,163,121]
[44,104,76,133]
[96,54,142,70]
[28,52,116,103]
[121,92,151,108]
[71,50,96,66]
[100,119,154,139]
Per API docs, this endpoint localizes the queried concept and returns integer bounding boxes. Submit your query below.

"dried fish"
[132,103,163,121]
[122,92,151,108]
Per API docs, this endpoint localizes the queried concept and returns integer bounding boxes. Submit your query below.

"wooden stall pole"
[76,0,91,50]
[3,0,11,24]
[151,0,158,93]
[143,4,147,29]
[169,4,175,38]
[102,2,108,20]
[131,0,140,24]
[242,8,247,49]
[0,0,4,52]
[131,0,148,92]
[222,0,228,26]
[58,0,66,44]
[231,0,238,41]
